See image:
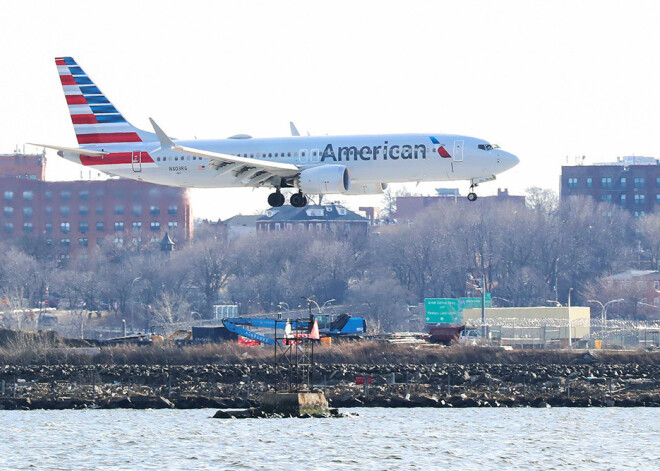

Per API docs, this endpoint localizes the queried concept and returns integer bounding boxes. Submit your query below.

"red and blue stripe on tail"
[55,57,155,145]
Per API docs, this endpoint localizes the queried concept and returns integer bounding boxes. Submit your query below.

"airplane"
[32,57,519,208]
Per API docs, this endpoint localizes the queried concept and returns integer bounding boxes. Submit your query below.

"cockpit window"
[478,144,494,151]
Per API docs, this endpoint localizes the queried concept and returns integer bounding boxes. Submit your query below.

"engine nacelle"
[342,182,388,195]
[297,165,350,194]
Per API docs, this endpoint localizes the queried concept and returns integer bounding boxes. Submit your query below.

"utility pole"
[567,288,573,349]
[481,274,486,340]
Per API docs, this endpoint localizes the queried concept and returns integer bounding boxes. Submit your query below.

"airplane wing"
[171,144,300,186]
[27,143,108,157]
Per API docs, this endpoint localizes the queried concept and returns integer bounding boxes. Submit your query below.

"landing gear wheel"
[467,192,478,202]
[290,192,308,208]
[267,191,285,207]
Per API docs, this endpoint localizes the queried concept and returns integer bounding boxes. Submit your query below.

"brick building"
[609,270,660,314]
[395,188,525,222]
[1,153,192,260]
[561,156,660,216]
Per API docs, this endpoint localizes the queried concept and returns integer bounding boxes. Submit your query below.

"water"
[1,408,658,470]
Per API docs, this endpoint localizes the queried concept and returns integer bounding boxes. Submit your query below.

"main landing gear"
[267,190,285,207]
[267,190,308,208]
[289,191,308,208]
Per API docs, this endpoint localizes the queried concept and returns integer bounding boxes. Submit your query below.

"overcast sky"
[3,0,660,220]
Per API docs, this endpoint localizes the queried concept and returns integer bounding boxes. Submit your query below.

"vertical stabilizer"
[55,57,156,145]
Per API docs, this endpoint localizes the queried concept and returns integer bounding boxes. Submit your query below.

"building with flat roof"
[0,151,46,181]
[561,156,660,216]
[395,188,525,221]
[462,306,591,348]
[1,153,192,261]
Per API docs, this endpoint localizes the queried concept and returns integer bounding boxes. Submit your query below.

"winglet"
[149,118,175,149]
[289,121,300,137]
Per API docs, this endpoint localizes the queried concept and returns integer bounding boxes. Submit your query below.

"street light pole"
[588,298,624,348]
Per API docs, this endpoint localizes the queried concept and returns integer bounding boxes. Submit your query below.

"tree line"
[1,188,659,332]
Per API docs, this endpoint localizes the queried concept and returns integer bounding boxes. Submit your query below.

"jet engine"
[342,183,388,195]
[297,165,350,194]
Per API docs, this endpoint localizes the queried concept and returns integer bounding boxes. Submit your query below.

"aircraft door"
[452,140,464,162]
[132,151,142,172]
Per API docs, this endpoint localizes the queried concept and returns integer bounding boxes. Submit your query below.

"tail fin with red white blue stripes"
[55,57,156,145]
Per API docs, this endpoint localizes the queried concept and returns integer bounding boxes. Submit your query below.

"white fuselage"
[71,133,519,190]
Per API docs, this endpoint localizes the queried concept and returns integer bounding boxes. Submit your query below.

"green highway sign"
[425,298,460,323]
[425,295,492,324]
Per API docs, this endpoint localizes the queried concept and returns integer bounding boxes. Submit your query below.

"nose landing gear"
[467,182,478,202]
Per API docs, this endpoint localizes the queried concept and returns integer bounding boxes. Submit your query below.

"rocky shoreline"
[0,359,658,410]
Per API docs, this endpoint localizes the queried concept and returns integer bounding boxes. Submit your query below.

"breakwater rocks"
[0,360,658,410]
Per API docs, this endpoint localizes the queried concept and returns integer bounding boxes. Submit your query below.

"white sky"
[2,0,660,220]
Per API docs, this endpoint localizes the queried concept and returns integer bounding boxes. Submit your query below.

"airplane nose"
[500,151,519,170]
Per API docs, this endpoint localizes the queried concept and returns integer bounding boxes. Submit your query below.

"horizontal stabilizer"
[27,143,108,157]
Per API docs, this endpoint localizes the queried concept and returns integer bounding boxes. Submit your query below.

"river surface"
[1,408,658,470]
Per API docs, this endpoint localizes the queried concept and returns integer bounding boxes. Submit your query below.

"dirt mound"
[0,329,91,349]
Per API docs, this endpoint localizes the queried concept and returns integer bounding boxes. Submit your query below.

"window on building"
[621,194,627,205]
[656,194,660,205]
[586,177,592,188]
[4,222,13,233]
[60,222,71,233]
[79,206,89,216]
[634,210,645,217]
[96,222,104,232]
[23,222,33,233]
[601,194,612,202]
[60,191,71,202]
[168,221,178,230]
[44,206,52,216]
[634,177,645,188]
[114,221,124,231]
[60,238,71,247]
[23,191,34,201]
[601,177,612,189]
[619,177,627,188]
[168,205,178,216]
[656,177,660,188]
[79,222,89,233]
[567,177,578,189]
[23,207,33,218]
[60,206,70,217]
[634,194,645,205]
[114,205,124,215]
[150,205,160,216]
[78,238,89,248]
[132,205,142,216]
[96,190,104,199]
[4,191,13,202]
[79,191,89,201]
[654,280,660,291]
[132,221,142,231]
[150,221,160,232]
[3,207,13,217]
[114,237,123,246]
[44,191,52,201]
[45,222,52,233]
[96,205,104,215]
